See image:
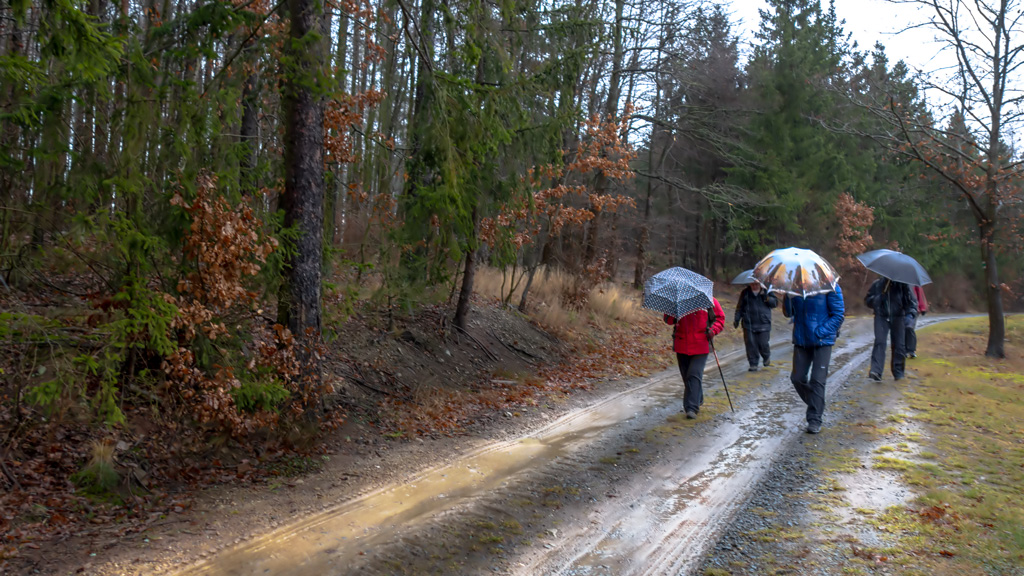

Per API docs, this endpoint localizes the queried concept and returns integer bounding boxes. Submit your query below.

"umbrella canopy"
[730,269,757,285]
[643,267,714,318]
[752,247,839,297]
[857,249,932,286]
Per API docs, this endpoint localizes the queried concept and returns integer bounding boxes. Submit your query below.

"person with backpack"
[864,277,918,381]
[905,285,928,358]
[664,298,726,419]
[782,284,845,434]
[733,282,778,371]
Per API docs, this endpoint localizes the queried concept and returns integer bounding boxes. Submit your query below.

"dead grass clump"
[474,266,641,332]
[532,302,574,337]
[71,440,119,495]
[588,283,641,323]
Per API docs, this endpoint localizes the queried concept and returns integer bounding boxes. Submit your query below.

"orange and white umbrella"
[752,247,839,297]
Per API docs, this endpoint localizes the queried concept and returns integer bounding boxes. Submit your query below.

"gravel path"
[78,316,952,576]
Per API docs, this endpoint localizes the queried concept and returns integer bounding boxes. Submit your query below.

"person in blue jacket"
[782,284,846,434]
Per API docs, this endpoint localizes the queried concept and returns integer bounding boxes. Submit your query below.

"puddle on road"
[174,371,695,576]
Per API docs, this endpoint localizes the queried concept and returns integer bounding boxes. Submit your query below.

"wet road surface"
[168,315,944,576]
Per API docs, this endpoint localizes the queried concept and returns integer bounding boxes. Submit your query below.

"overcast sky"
[726,0,949,72]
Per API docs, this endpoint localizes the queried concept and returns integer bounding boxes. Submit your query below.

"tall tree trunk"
[453,207,478,330]
[329,4,351,246]
[399,0,437,277]
[240,65,260,197]
[980,217,1004,358]
[633,167,653,289]
[0,17,24,216]
[278,0,327,389]
[583,0,625,269]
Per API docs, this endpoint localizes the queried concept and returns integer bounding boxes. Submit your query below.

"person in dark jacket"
[782,285,845,434]
[664,298,726,419]
[864,277,918,381]
[905,285,928,358]
[734,282,778,371]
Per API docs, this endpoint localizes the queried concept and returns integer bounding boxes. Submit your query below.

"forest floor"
[4,287,700,575]
[7,295,1024,576]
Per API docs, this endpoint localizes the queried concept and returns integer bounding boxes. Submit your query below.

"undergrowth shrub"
[163,173,310,436]
[19,173,333,441]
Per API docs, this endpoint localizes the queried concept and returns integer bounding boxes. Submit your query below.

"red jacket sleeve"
[711,298,726,336]
[914,286,928,313]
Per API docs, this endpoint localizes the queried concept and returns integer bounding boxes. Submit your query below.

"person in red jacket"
[906,285,928,358]
[664,298,726,419]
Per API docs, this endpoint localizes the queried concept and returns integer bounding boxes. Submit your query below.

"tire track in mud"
[515,316,950,576]
[164,316,946,576]
[165,349,747,576]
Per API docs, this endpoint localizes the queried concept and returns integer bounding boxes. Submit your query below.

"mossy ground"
[865,316,1024,574]
[701,315,1024,576]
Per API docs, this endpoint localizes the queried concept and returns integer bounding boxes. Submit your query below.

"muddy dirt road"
[158,315,943,576]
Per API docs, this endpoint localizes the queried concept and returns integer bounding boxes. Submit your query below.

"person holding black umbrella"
[664,299,726,419]
[864,277,918,381]
[734,281,778,371]
[856,249,931,375]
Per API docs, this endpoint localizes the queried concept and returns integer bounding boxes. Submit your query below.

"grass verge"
[870,316,1024,575]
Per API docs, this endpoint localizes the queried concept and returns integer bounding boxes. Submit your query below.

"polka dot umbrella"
[642,267,715,319]
[752,247,839,297]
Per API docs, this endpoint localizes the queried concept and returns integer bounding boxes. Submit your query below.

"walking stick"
[708,337,735,412]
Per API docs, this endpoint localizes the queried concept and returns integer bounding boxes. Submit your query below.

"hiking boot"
[907,353,917,359]
[806,422,821,434]
[685,410,697,420]
[868,373,882,382]
[763,359,771,367]
[748,366,759,372]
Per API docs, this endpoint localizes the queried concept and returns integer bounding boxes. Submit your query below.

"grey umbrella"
[730,269,757,285]
[642,267,714,319]
[856,249,932,286]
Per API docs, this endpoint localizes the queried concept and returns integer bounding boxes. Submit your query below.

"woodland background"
[2,0,1024,565]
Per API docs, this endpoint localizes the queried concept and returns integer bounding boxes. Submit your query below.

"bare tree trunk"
[583,0,625,268]
[278,0,327,389]
[980,219,1005,357]
[453,207,478,330]
[240,66,260,197]
[633,169,653,289]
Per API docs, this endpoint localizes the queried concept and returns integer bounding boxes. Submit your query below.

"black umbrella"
[642,267,714,319]
[730,269,757,285]
[857,249,932,286]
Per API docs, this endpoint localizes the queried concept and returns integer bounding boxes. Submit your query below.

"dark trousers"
[676,353,708,414]
[870,315,907,379]
[905,315,918,355]
[791,345,832,426]
[742,327,771,367]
